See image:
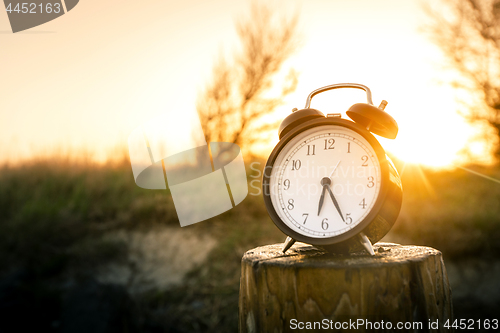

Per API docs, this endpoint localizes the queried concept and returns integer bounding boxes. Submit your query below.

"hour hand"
[317,186,327,216]
[326,186,345,222]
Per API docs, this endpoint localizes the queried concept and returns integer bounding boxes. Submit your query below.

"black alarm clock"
[262,83,403,255]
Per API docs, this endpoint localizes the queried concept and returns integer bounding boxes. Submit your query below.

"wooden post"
[239,242,453,332]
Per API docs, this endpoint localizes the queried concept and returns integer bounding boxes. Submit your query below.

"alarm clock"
[262,83,403,255]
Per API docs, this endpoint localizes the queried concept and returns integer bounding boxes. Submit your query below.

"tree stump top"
[239,242,452,332]
[242,242,442,268]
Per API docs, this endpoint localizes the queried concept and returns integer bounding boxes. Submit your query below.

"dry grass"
[388,160,500,259]
[1,155,499,331]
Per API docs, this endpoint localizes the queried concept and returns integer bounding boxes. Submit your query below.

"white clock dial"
[269,125,381,239]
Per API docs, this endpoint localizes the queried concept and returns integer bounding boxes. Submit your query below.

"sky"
[0,0,494,168]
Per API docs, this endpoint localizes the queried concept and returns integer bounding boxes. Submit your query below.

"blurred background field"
[1,155,500,332]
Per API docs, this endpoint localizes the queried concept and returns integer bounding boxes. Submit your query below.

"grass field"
[0,156,499,332]
[390,160,500,258]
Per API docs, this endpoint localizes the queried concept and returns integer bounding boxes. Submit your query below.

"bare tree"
[197,3,299,149]
[425,0,500,155]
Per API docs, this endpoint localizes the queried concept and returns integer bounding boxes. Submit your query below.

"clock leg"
[282,236,296,253]
[359,232,375,255]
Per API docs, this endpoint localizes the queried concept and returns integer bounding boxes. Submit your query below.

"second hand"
[329,160,341,179]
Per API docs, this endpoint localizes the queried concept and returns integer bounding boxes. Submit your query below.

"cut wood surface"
[239,242,452,332]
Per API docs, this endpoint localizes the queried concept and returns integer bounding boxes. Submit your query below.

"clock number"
[287,199,294,210]
[321,218,329,230]
[347,142,351,153]
[324,138,335,150]
[283,179,290,190]
[361,155,369,166]
[302,213,309,224]
[291,160,301,170]
[345,213,352,224]
[367,176,374,188]
[307,144,316,155]
[359,198,367,209]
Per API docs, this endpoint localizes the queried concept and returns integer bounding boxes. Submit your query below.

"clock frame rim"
[262,116,400,247]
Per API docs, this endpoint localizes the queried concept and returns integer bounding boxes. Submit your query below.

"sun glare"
[1,0,496,170]
[272,0,493,170]
[379,112,473,169]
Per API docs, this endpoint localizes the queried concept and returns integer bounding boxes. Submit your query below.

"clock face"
[268,124,381,240]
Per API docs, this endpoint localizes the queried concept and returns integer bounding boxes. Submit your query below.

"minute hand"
[325,186,345,222]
